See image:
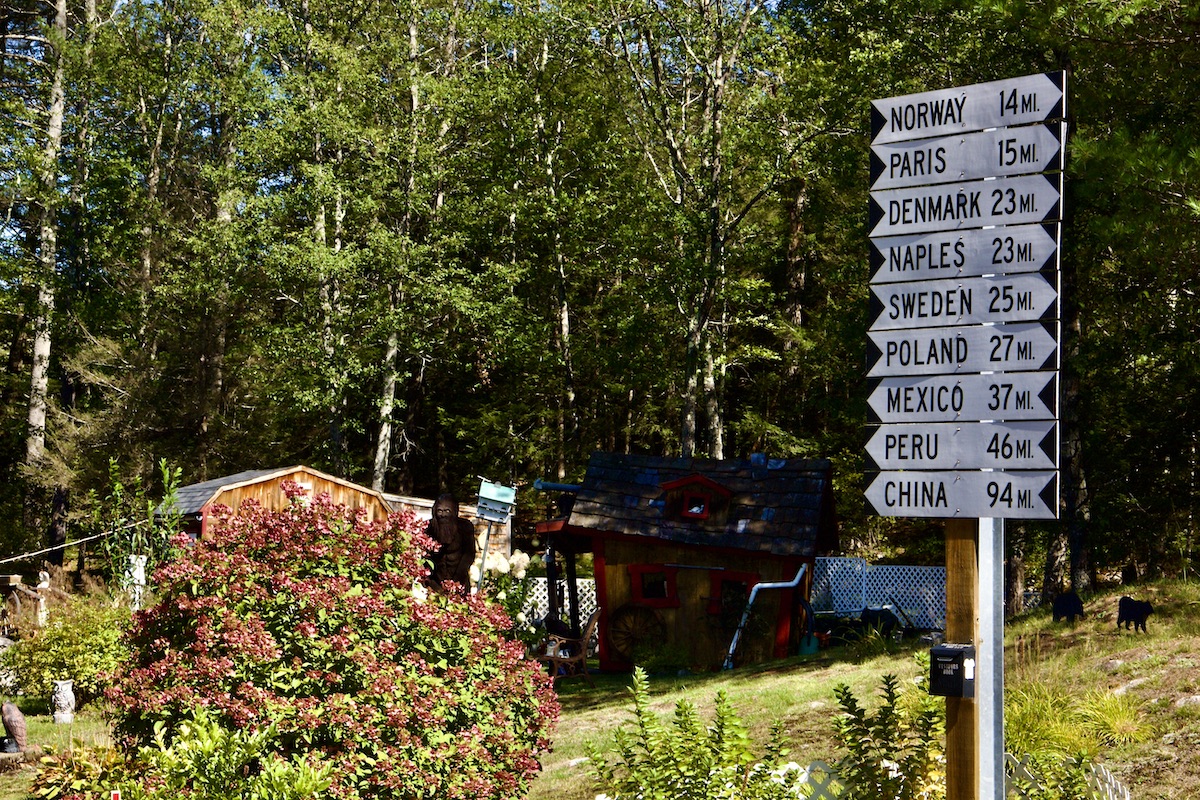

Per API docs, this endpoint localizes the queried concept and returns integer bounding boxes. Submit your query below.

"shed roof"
[565,451,837,558]
[161,466,380,516]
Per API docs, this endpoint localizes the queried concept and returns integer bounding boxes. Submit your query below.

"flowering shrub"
[103,484,559,800]
[475,548,540,646]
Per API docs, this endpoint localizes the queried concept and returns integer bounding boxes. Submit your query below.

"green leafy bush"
[98,485,558,800]
[832,671,944,800]
[31,708,331,800]
[587,667,806,800]
[2,593,130,704]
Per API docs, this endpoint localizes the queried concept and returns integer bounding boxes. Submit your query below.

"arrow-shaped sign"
[869,173,1062,238]
[865,420,1057,470]
[864,470,1059,519]
[871,72,1065,144]
[866,321,1059,377]
[871,123,1064,191]
[869,224,1059,284]
[867,372,1057,424]
[869,272,1058,331]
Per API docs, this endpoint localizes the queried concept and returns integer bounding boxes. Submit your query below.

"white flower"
[469,564,481,583]
[516,611,527,624]
[485,552,511,575]
[410,582,428,605]
[496,590,507,602]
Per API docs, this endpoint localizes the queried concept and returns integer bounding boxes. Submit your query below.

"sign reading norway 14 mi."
[866,372,1057,424]
[870,123,1063,191]
[870,224,1059,284]
[871,72,1065,145]
[865,420,1058,471]
[869,172,1062,238]
[868,272,1058,331]
[865,470,1058,519]
[867,321,1059,377]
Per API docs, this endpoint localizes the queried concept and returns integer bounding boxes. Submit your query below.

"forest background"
[1,0,1196,606]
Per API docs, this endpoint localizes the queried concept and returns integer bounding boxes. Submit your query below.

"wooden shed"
[164,466,392,540]
[537,452,838,671]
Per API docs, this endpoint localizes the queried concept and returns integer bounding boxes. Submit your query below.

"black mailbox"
[929,643,975,698]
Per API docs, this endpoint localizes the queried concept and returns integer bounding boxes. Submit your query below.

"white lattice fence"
[812,558,946,630]
[527,577,598,622]
[1006,754,1132,800]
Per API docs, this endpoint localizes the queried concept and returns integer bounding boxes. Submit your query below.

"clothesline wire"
[0,519,148,566]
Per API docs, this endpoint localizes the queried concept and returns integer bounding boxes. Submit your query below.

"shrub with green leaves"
[832,671,945,800]
[31,707,331,800]
[2,593,130,705]
[587,667,806,800]
[99,484,558,800]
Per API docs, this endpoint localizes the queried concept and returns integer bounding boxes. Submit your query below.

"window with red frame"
[706,570,760,616]
[627,564,680,608]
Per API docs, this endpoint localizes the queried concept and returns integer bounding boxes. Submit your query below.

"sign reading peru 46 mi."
[864,71,1065,520]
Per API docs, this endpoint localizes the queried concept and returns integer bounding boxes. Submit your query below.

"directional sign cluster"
[865,72,1066,520]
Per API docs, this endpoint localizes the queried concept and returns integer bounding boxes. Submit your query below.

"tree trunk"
[25,0,67,469]
[1005,523,1027,617]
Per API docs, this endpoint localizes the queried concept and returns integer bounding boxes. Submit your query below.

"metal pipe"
[722,563,809,670]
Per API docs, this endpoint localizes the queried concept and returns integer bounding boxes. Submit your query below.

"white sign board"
[869,272,1058,331]
[864,470,1058,519]
[871,72,1065,144]
[870,224,1059,284]
[869,173,1062,238]
[866,420,1058,470]
[867,321,1059,377]
[870,123,1063,190]
[867,372,1057,423]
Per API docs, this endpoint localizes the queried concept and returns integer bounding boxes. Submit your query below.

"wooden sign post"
[945,518,978,798]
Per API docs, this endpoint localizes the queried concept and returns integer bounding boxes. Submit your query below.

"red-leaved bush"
[106,483,559,799]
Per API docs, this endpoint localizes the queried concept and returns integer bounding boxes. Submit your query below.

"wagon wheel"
[607,604,665,662]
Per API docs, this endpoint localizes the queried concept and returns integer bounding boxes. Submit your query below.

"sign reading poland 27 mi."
[865,72,1065,520]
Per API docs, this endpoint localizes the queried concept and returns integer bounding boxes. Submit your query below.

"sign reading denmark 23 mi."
[864,71,1065,520]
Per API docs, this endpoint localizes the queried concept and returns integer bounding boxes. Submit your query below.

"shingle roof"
[566,452,837,558]
[159,468,295,516]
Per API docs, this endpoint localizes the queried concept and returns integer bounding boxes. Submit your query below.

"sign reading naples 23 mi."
[865,72,1065,520]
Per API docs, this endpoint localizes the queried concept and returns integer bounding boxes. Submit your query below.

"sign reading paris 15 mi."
[867,372,1056,424]
[866,420,1057,471]
[871,72,1064,145]
[869,172,1062,238]
[867,321,1058,378]
[868,272,1058,331]
[865,470,1058,519]
[870,224,1058,284]
[870,123,1063,191]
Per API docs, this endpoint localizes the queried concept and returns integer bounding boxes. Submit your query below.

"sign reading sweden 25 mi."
[865,470,1058,519]
[870,72,1065,145]
[868,272,1058,331]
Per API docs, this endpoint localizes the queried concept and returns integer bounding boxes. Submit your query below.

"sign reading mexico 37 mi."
[864,72,1065,520]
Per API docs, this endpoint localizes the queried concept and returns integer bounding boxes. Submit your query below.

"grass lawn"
[531,579,1200,800]
[0,700,110,800]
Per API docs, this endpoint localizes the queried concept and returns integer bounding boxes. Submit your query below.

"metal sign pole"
[977,516,1005,799]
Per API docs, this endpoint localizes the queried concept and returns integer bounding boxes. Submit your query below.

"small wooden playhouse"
[537,452,838,671]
